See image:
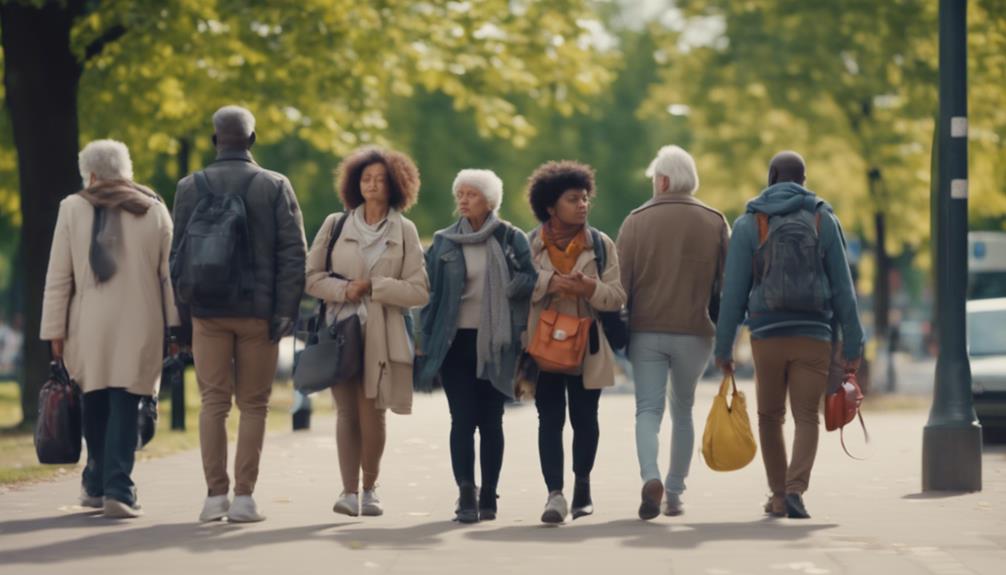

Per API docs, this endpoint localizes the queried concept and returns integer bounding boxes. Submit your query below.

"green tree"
[0,0,616,426]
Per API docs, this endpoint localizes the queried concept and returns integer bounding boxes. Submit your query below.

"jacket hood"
[746,181,830,216]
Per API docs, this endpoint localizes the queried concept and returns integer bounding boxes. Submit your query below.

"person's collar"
[215,148,255,163]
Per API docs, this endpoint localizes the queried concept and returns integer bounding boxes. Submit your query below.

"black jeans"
[535,371,601,493]
[82,388,141,505]
[441,330,507,493]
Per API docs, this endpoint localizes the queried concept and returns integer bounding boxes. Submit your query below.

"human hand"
[50,339,64,360]
[270,316,294,343]
[346,279,372,303]
[842,356,862,374]
[546,274,574,295]
[570,272,597,298]
[716,357,735,376]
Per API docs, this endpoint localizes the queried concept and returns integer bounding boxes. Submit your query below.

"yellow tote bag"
[702,375,757,471]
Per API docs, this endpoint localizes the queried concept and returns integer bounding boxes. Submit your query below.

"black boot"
[785,493,810,519]
[455,482,479,524]
[478,486,498,521]
[571,477,593,519]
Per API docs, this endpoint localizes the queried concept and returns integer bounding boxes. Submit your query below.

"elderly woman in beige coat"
[525,160,626,524]
[40,139,180,519]
[305,146,429,518]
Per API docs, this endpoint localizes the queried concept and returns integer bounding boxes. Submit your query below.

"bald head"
[212,105,256,150]
[768,151,806,186]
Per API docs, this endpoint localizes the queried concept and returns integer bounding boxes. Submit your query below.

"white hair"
[78,139,133,184]
[452,169,504,212]
[213,105,256,140]
[645,145,699,195]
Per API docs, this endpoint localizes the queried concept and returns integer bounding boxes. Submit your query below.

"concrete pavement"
[1,380,1003,575]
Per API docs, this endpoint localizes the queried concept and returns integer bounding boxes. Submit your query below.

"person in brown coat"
[41,139,180,519]
[616,145,729,520]
[305,146,429,517]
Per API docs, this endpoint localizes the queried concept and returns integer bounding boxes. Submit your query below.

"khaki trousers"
[331,379,386,494]
[193,317,278,497]
[751,337,831,495]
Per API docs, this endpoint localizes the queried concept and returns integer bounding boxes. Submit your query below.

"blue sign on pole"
[973,241,986,259]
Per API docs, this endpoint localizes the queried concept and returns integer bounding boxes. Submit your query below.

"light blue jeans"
[629,332,714,495]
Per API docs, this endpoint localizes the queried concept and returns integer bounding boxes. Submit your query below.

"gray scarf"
[441,213,512,384]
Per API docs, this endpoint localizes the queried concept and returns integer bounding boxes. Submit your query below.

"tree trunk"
[1,2,84,427]
[870,165,893,392]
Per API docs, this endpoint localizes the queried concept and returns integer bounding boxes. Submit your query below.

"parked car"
[968,298,1006,437]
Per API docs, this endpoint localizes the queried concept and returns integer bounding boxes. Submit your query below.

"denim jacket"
[416,219,537,398]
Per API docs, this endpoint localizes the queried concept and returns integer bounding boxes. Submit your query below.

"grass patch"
[862,393,931,413]
[0,371,332,488]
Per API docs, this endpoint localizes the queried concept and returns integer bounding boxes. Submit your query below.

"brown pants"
[751,337,831,495]
[331,379,386,494]
[193,317,278,497]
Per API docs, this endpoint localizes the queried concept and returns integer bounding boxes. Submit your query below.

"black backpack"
[752,207,829,313]
[589,228,629,351]
[172,171,256,305]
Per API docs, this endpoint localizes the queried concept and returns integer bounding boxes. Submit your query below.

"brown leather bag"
[825,372,869,458]
[528,305,593,375]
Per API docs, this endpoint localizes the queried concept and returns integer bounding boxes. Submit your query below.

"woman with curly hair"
[525,160,626,524]
[305,146,430,517]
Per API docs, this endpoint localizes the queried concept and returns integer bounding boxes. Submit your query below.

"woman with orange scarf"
[524,161,626,524]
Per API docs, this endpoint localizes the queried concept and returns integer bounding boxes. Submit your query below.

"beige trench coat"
[527,227,627,390]
[40,194,181,396]
[305,210,430,414]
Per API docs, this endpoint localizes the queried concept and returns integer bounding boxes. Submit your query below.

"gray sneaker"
[333,492,360,517]
[361,489,383,517]
[79,487,103,509]
[663,492,684,517]
[199,495,230,523]
[540,491,568,524]
[227,495,265,523]
[103,498,143,519]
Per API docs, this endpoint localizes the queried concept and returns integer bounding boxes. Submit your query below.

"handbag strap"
[839,410,869,459]
[318,212,351,323]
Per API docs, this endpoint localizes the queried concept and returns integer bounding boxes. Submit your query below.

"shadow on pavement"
[321,519,469,550]
[901,491,978,500]
[464,518,838,549]
[0,521,352,564]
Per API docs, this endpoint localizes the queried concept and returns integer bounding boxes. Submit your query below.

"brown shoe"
[638,479,663,520]
[764,494,785,518]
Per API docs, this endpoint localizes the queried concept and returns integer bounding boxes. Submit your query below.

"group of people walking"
[40,105,863,525]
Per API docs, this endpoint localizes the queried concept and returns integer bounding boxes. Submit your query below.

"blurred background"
[1,0,1005,436]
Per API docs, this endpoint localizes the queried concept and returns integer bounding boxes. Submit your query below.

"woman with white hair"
[416,169,536,523]
[616,145,729,520]
[40,139,180,518]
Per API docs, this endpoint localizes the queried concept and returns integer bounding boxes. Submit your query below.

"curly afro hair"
[526,160,596,223]
[336,146,421,212]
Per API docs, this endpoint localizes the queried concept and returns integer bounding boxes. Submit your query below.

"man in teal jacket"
[714,151,864,519]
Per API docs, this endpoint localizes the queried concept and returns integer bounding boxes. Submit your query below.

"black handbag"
[293,213,364,394]
[34,360,83,464]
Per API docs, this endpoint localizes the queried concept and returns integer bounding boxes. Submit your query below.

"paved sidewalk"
[1,380,1003,575]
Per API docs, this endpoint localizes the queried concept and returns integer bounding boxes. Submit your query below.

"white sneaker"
[540,491,568,524]
[103,498,143,519]
[227,495,265,523]
[333,492,360,517]
[199,495,230,523]
[361,489,383,516]
[79,487,103,509]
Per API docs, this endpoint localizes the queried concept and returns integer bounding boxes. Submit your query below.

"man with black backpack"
[171,106,307,523]
[714,151,864,520]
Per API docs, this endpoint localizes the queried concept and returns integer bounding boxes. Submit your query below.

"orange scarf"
[543,222,586,274]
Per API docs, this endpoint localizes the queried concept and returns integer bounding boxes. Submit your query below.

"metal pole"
[923,0,981,492]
